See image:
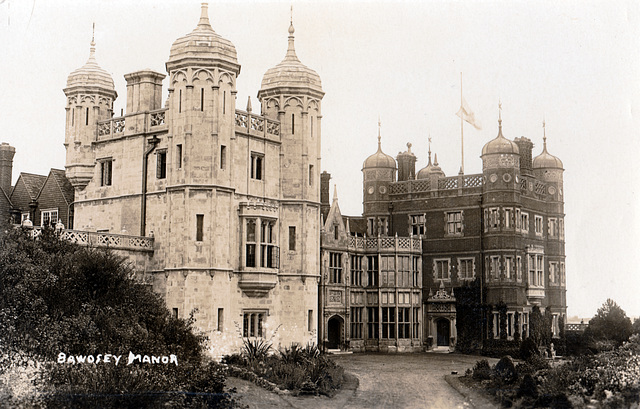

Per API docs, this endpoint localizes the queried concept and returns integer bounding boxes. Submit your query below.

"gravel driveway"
[331,352,497,409]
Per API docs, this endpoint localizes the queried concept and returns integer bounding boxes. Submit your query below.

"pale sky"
[1,0,638,320]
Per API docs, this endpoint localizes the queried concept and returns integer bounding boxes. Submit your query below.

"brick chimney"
[514,137,533,176]
[320,171,331,220]
[396,143,416,182]
[0,143,16,194]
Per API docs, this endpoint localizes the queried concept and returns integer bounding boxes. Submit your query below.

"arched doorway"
[436,318,450,346]
[327,316,344,349]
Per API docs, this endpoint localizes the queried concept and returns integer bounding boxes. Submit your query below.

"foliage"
[482,339,520,358]
[519,338,539,361]
[241,337,273,364]
[472,359,492,380]
[584,299,633,348]
[498,302,508,340]
[514,312,521,343]
[494,356,517,384]
[0,227,238,408]
[465,334,640,408]
[528,306,544,346]
[633,317,640,335]
[225,343,343,397]
[454,280,483,353]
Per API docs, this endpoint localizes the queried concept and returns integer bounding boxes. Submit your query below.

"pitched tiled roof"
[49,169,75,204]
[16,173,47,199]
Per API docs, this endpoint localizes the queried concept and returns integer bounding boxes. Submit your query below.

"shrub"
[520,338,539,361]
[242,338,272,364]
[517,374,538,399]
[472,359,492,380]
[494,356,517,385]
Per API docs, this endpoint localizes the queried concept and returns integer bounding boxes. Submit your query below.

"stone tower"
[64,30,117,190]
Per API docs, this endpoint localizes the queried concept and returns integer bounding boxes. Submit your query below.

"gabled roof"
[344,216,367,236]
[12,172,47,200]
[47,169,75,205]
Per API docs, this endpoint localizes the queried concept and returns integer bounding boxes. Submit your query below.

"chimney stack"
[0,143,16,194]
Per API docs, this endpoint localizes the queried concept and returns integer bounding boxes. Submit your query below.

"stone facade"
[62,4,323,356]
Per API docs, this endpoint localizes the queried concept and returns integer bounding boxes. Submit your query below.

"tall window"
[535,215,544,236]
[200,88,205,111]
[548,217,558,238]
[288,226,296,251]
[398,308,410,339]
[351,307,363,339]
[366,255,379,287]
[179,89,182,113]
[260,220,277,268]
[220,145,226,169]
[250,153,263,180]
[367,307,379,339]
[505,256,513,279]
[223,91,226,114]
[85,107,89,125]
[243,311,266,338]
[196,214,204,242]
[41,209,59,227]
[434,259,450,280]
[528,253,544,287]
[217,308,224,332]
[309,164,314,185]
[100,159,113,186]
[515,208,522,230]
[246,219,256,267]
[549,261,558,284]
[412,256,420,287]
[329,252,342,284]
[489,256,500,280]
[410,214,425,235]
[378,217,388,236]
[291,113,295,134]
[458,258,474,280]
[504,208,513,228]
[412,307,420,338]
[157,150,167,179]
[487,207,499,229]
[351,255,363,286]
[516,256,522,281]
[176,144,182,169]
[367,217,375,236]
[398,256,410,287]
[559,218,565,239]
[381,256,395,287]
[381,307,395,339]
[446,211,463,235]
[308,310,313,331]
[521,212,529,234]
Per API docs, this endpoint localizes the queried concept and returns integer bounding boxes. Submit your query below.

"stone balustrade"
[234,109,280,140]
[30,228,154,252]
[347,235,421,252]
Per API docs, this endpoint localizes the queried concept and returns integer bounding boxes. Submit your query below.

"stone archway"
[327,315,344,349]
[436,318,451,346]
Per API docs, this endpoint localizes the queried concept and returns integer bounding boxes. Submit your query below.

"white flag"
[456,97,482,130]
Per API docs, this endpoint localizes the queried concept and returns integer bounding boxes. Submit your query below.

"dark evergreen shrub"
[472,359,492,380]
[517,374,538,399]
[494,356,517,384]
[520,338,539,360]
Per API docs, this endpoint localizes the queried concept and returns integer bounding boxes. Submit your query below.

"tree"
[633,317,640,335]
[498,301,508,340]
[585,298,633,347]
[529,305,544,346]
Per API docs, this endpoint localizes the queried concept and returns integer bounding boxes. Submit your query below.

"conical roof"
[65,33,116,96]
[260,20,322,94]
[166,3,239,74]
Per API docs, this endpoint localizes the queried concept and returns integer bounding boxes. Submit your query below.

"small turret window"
[200,88,205,112]
[85,107,89,125]
[291,114,295,134]
[179,90,182,113]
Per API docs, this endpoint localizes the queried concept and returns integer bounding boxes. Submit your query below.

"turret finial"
[377,116,382,150]
[246,96,252,113]
[91,22,95,46]
[88,23,97,63]
[428,134,432,165]
[198,3,212,29]
[434,153,439,166]
[498,99,502,126]
[542,117,548,151]
[285,7,298,60]
[333,184,338,203]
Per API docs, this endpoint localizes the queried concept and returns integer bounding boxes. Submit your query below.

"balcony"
[30,228,154,253]
[239,245,279,297]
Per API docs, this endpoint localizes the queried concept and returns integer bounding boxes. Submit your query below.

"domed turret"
[363,123,396,171]
[64,31,116,98]
[481,118,519,156]
[533,126,563,169]
[417,137,445,179]
[259,19,322,96]
[166,3,240,74]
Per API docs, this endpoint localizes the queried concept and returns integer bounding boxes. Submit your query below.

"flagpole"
[460,72,464,174]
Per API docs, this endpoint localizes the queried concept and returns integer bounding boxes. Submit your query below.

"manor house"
[1,4,567,355]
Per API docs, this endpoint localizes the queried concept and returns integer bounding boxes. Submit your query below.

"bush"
[472,359,492,380]
[483,339,520,358]
[519,338,539,361]
[494,356,517,385]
